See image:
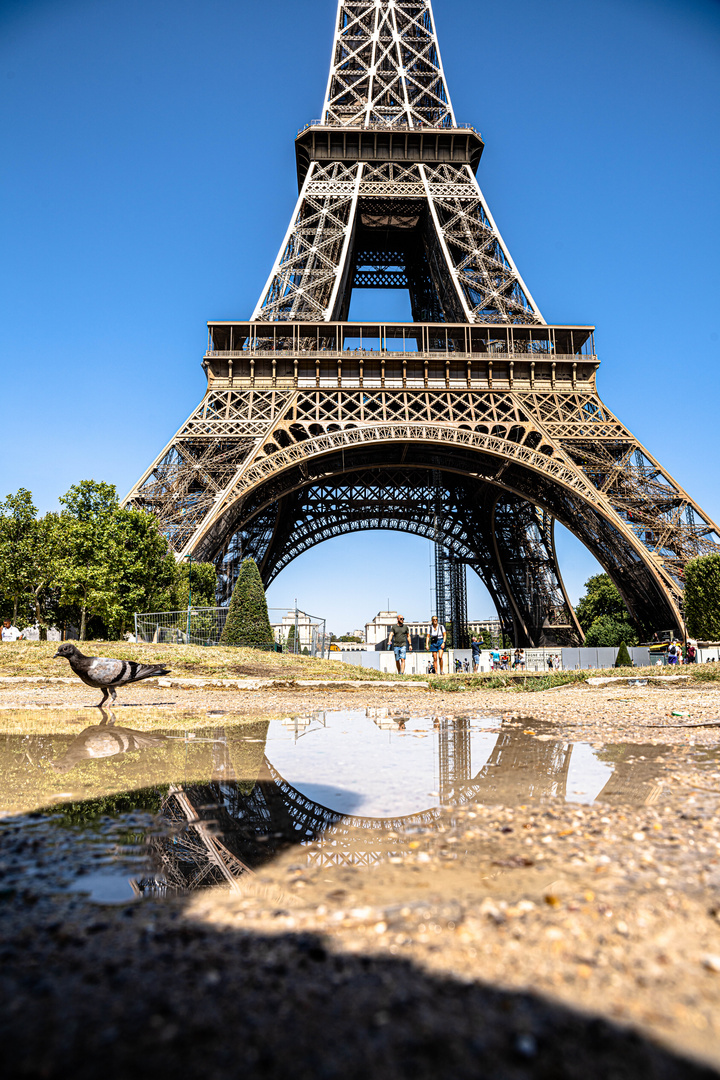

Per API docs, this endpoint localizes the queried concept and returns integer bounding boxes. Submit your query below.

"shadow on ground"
[0,893,717,1080]
[0,806,717,1080]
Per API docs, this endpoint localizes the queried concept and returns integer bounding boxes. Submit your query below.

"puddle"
[0,708,714,903]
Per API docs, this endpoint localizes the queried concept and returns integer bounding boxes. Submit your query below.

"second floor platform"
[203,320,598,392]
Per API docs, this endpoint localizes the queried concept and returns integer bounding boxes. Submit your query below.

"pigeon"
[53,643,171,706]
[51,711,169,772]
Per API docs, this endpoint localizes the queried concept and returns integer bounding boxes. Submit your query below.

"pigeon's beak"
[52,651,62,659]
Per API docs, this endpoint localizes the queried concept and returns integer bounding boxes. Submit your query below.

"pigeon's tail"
[131,663,171,682]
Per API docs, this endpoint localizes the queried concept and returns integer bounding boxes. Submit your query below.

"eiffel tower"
[124,0,720,646]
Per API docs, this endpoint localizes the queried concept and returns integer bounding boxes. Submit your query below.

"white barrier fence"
[334,645,676,674]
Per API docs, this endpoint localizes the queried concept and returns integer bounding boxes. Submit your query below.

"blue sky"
[1,0,719,634]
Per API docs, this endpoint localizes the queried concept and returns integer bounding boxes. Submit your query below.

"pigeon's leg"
[109,687,118,705]
[97,687,110,708]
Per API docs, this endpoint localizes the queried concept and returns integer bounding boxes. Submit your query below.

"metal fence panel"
[134,606,327,655]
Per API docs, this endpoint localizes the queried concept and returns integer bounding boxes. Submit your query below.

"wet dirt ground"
[1,682,720,1078]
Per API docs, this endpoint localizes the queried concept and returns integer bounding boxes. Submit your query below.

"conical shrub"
[615,641,632,668]
[219,558,274,649]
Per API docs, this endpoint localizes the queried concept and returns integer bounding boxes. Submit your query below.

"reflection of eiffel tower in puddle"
[142,719,667,893]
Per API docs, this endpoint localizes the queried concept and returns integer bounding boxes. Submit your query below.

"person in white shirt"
[2,620,24,642]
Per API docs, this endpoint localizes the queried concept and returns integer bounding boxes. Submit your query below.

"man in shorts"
[387,615,412,674]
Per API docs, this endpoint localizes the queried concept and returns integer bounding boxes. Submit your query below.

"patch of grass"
[428,663,713,693]
[429,671,588,693]
[689,664,720,684]
[1,643,714,691]
[0,641,416,683]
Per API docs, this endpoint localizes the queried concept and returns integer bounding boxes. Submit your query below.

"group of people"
[386,615,449,675]
[387,617,509,676]
[489,648,522,671]
[667,639,697,665]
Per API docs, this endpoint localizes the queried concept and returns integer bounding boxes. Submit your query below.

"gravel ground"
[1,677,720,736]
[1,681,719,1078]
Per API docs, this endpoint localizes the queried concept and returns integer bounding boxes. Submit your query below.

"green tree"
[171,561,218,611]
[107,509,179,637]
[286,623,298,653]
[575,573,630,630]
[584,614,639,647]
[0,488,38,624]
[28,513,63,638]
[55,481,120,640]
[615,641,632,667]
[684,553,720,640]
[219,559,274,648]
[575,572,640,646]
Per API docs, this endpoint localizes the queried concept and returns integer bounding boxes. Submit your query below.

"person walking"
[387,615,412,674]
[471,635,481,673]
[1,619,24,642]
[426,616,446,675]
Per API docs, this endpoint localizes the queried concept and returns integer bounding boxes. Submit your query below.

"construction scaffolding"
[434,546,469,649]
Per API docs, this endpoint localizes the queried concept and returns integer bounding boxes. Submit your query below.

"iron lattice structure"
[124,0,720,644]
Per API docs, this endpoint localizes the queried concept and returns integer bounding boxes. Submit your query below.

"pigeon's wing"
[125,662,171,683]
[86,658,126,685]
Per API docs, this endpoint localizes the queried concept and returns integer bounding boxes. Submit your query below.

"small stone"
[702,954,720,973]
[515,1033,537,1057]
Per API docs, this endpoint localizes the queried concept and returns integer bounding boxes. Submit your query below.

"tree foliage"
[575,573,639,647]
[286,623,298,653]
[0,481,217,640]
[0,489,39,624]
[684,553,720,640]
[575,574,628,629]
[219,559,274,649]
[170,561,218,611]
[584,614,639,647]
